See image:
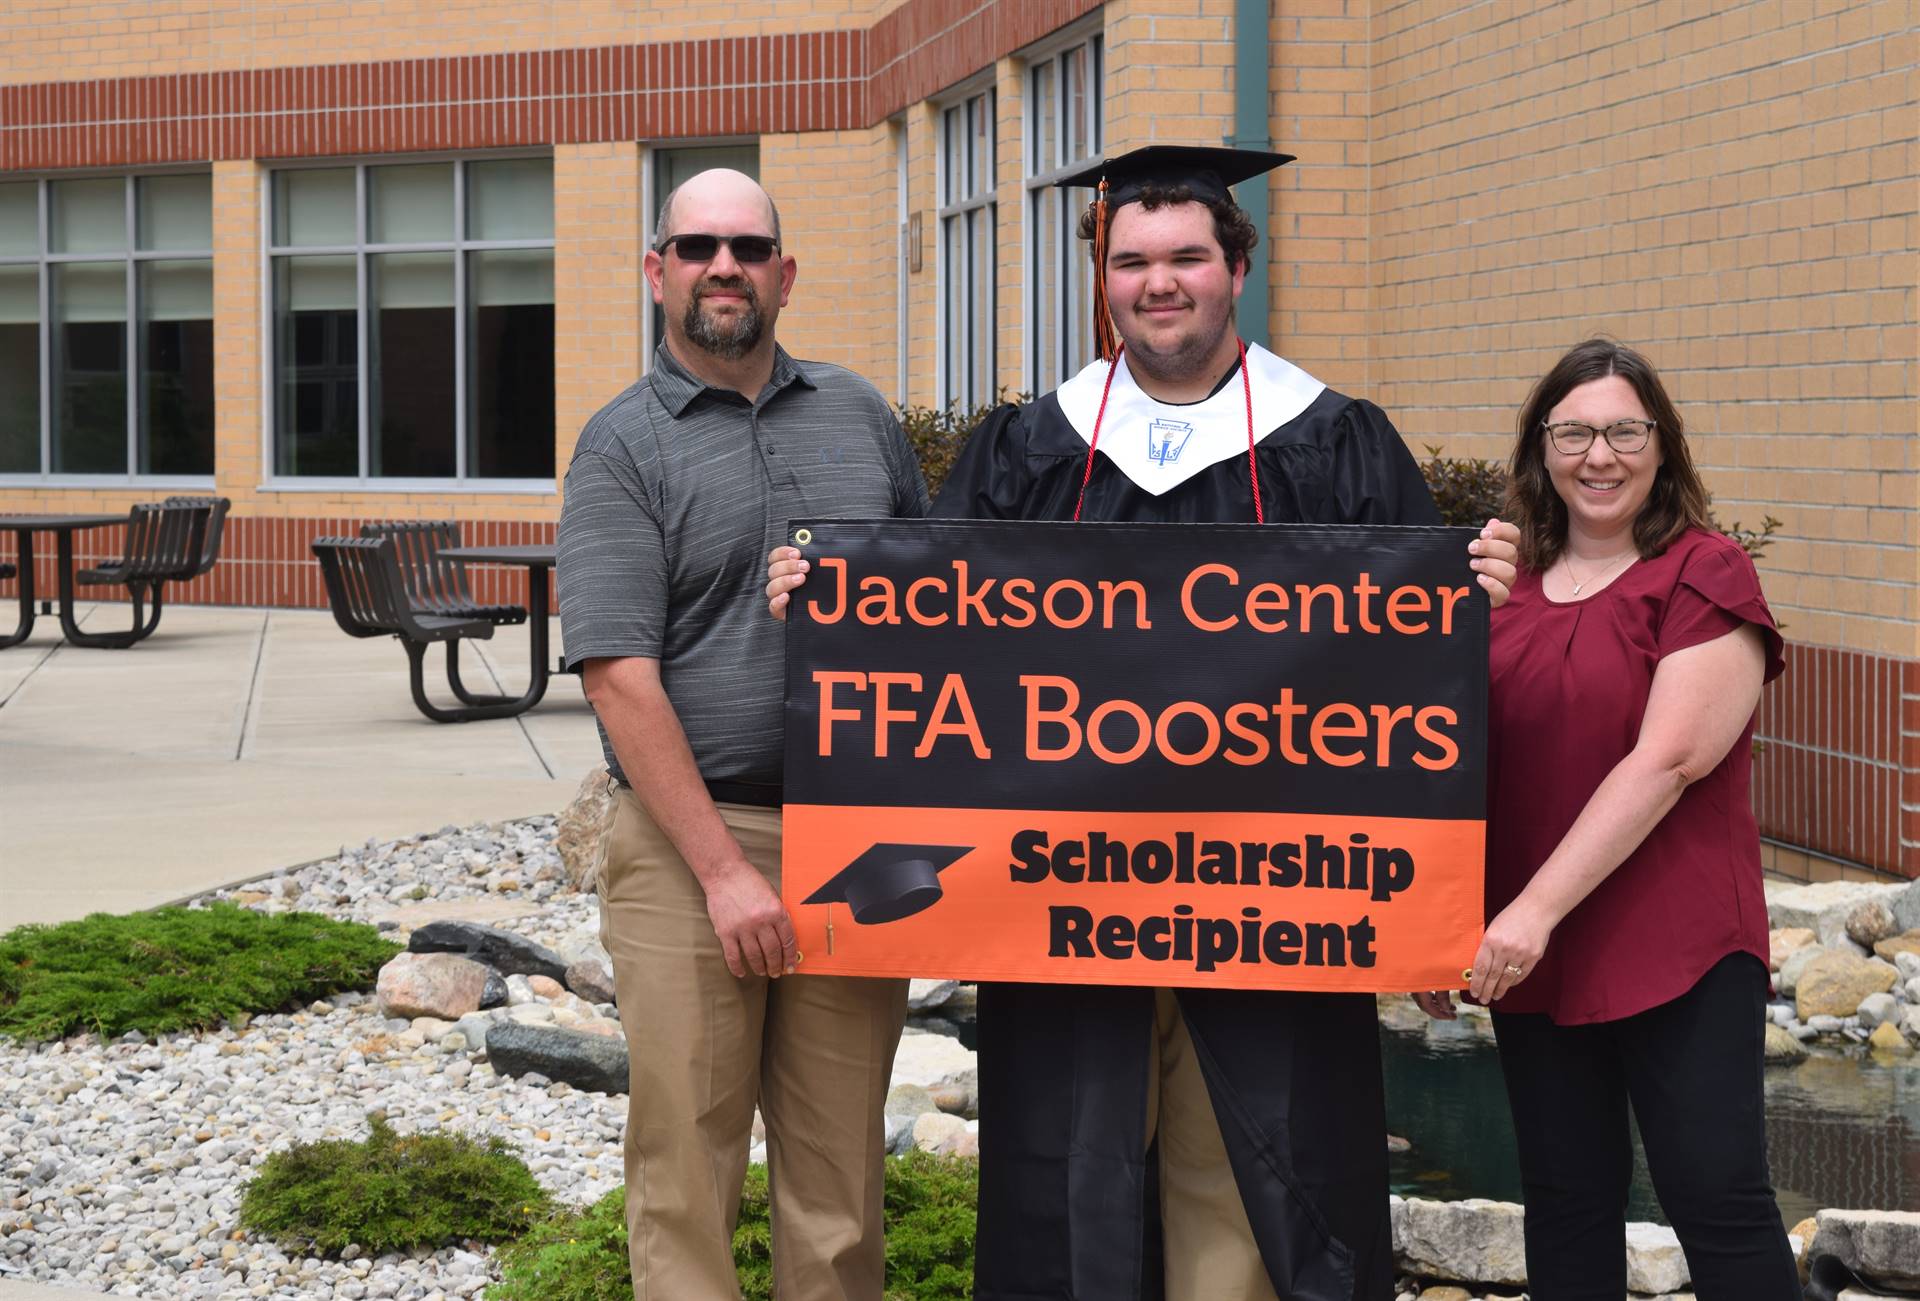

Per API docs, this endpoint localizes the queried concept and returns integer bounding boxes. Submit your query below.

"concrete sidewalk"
[0,602,603,929]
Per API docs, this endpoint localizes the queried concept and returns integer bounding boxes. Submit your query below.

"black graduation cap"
[801,843,974,925]
[1053,144,1294,209]
[1051,146,1294,361]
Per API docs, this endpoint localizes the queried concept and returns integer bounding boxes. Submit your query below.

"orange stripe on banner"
[782,804,1484,993]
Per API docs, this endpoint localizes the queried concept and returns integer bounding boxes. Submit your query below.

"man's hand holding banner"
[781,520,1486,993]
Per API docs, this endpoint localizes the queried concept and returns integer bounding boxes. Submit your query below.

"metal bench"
[161,495,230,580]
[71,499,212,647]
[359,521,527,626]
[311,536,544,723]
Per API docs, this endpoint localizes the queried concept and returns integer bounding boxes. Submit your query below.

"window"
[1025,34,1103,391]
[0,173,214,479]
[267,157,555,483]
[938,88,996,409]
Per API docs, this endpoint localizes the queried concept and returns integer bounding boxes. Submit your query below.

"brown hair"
[1074,183,1259,275]
[1505,338,1713,571]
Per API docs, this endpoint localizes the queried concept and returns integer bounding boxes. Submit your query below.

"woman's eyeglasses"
[658,233,780,265]
[1543,420,1655,454]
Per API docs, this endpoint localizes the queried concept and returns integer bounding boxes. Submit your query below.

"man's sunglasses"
[657,233,780,265]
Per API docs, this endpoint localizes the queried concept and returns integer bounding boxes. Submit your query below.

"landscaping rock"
[1874,930,1920,964]
[1763,1023,1809,1062]
[407,920,570,983]
[1810,1209,1920,1290]
[938,1123,980,1158]
[1848,901,1900,949]
[1771,882,1905,946]
[1417,1289,1472,1301]
[1859,992,1900,1030]
[556,767,617,895]
[565,959,617,1005]
[374,952,489,1020]
[891,1028,976,1093]
[930,1071,977,1118]
[912,1111,967,1153]
[1796,952,1898,1020]
[479,966,508,1009]
[1769,927,1817,971]
[452,1012,493,1052]
[1777,943,1827,996]
[1870,1022,1911,1054]
[908,979,959,1011]
[370,896,539,931]
[527,975,566,999]
[1892,880,1920,934]
[1398,1198,1527,1285]
[1791,1214,1819,1281]
[1625,1222,1689,1294]
[483,1021,629,1094]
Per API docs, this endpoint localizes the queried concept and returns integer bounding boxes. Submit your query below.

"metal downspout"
[1231,0,1273,345]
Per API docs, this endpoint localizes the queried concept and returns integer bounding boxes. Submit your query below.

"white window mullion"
[123,177,137,475]
[354,165,371,480]
[452,159,468,482]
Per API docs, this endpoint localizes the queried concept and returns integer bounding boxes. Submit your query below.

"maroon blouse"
[1483,527,1786,1025]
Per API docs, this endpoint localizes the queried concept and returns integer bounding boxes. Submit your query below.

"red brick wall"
[6,517,556,616]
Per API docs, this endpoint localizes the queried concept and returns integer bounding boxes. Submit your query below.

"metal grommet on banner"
[794,527,813,546]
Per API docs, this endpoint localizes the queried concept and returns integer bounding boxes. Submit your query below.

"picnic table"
[0,513,127,649]
[437,544,563,713]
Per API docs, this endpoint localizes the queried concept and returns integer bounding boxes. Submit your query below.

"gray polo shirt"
[558,343,928,787]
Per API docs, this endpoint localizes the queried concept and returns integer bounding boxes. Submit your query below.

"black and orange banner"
[781,519,1486,993]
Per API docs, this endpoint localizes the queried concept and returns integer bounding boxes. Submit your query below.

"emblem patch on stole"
[1146,418,1195,466]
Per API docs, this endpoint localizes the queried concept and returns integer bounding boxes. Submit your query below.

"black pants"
[1490,953,1800,1301]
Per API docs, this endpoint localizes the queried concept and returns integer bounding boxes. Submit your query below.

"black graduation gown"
[930,383,1441,1301]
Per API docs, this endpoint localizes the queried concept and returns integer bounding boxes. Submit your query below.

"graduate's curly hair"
[1075,183,1260,275]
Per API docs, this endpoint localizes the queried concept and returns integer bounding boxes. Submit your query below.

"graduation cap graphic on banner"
[802,843,974,925]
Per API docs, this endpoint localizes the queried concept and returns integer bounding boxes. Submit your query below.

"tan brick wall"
[1102,0,1237,150]
[554,140,643,476]
[210,159,262,508]
[762,125,900,384]
[1267,0,1373,394]
[0,0,908,84]
[1352,0,1919,660]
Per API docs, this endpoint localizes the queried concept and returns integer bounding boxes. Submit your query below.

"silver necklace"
[1564,549,1634,596]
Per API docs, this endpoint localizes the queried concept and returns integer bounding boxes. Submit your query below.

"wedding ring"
[1505,963,1525,976]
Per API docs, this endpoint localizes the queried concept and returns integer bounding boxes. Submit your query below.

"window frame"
[934,79,998,411]
[260,150,558,494]
[1022,25,1105,395]
[0,167,217,488]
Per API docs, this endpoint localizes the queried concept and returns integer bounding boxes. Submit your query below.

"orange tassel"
[1091,179,1117,362]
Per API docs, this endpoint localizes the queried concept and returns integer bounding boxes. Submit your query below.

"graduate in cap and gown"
[770,145,1520,1301]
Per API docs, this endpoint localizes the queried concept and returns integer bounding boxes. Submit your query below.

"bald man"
[558,169,929,1300]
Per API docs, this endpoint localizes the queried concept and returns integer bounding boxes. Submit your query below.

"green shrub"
[241,1114,549,1256]
[0,903,399,1042]
[488,1185,630,1301]
[898,397,1021,499]
[490,1153,979,1301]
[1420,445,1511,529]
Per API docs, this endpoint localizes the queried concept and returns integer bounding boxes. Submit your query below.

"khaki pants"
[600,787,908,1301]
[1146,989,1280,1301]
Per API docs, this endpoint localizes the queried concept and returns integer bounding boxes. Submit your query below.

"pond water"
[912,1002,1920,1225]
[1381,1015,1920,1226]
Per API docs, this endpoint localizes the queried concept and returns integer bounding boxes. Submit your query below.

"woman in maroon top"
[1417,340,1797,1300]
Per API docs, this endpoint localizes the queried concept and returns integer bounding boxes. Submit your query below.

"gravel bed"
[1,817,621,1300]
